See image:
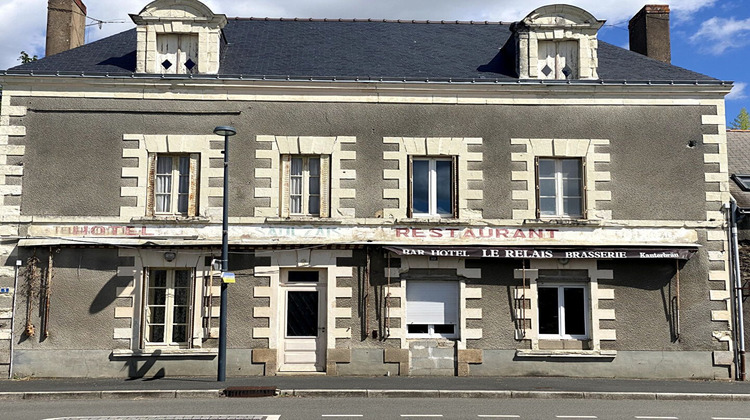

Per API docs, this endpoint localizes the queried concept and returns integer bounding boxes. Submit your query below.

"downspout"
[8,259,21,379]
[730,200,746,380]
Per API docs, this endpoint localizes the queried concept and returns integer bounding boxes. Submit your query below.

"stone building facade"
[0,0,736,379]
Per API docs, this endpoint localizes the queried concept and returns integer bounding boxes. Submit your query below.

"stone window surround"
[384,256,482,351]
[114,249,216,351]
[121,134,224,220]
[382,137,483,220]
[510,138,611,221]
[513,259,615,354]
[252,249,354,375]
[254,135,357,218]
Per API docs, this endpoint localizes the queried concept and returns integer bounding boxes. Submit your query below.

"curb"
[1,389,749,401]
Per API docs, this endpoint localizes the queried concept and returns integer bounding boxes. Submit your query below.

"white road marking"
[634,417,678,420]
[321,416,364,418]
[477,416,521,419]
[712,418,750,420]
[556,417,598,419]
[400,416,444,418]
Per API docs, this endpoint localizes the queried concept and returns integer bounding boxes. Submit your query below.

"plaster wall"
[14,97,712,222]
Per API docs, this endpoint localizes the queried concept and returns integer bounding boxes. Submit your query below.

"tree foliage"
[18,51,37,63]
[730,107,750,130]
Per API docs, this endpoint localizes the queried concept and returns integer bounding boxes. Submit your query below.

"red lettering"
[446,228,459,238]
[463,229,476,238]
[140,226,152,236]
[528,229,543,238]
[111,226,121,235]
[91,226,106,235]
[395,228,410,237]
[478,228,493,238]
[73,226,89,235]
[125,227,137,235]
[495,229,509,238]
[513,229,526,238]
[429,228,443,238]
[547,229,558,239]
[412,228,425,238]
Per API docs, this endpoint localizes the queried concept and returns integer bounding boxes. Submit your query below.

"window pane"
[433,324,455,335]
[538,287,559,335]
[174,270,190,288]
[286,291,318,337]
[149,289,167,305]
[149,325,165,342]
[562,178,581,196]
[174,288,189,306]
[308,158,320,176]
[412,160,429,214]
[172,325,187,343]
[291,158,302,175]
[562,159,580,178]
[288,271,319,282]
[173,306,188,324]
[539,179,556,197]
[563,198,582,216]
[290,176,302,195]
[308,196,320,215]
[178,157,190,191]
[538,159,555,177]
[436,160,452,214]
[149,307,166,323]
[151,270,167,287]
[407,324,428,334]
[290,196,302,214]
[540,197,556,215]
[309,176,320,195]
[564,287,586,336]
[156,156,172,175]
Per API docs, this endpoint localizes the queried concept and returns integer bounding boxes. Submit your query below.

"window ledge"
[397,218,463,225]
[264,217,342,225]
[131,216,210,224]
[515,349,616,359]
[523,218,602,227]
[111,348,217,358]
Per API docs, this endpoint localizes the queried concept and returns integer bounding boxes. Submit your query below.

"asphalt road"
[5,397,750,420]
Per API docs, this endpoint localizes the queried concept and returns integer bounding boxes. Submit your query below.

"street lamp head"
[213,126,237,137]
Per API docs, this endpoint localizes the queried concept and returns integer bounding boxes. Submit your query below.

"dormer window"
[131,0,227,75]
[511,5,604,80]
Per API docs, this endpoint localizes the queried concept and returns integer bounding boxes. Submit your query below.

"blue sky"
[0,0,748,123]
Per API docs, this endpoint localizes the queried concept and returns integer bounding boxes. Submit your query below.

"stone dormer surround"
[512,4,605,80]
[130,0,227,74]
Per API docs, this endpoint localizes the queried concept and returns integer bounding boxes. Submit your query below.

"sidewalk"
[2,375,750,401]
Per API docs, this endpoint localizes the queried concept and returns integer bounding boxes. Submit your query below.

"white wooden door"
[279,285,326,372]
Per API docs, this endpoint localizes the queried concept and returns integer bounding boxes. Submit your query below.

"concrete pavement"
[1,375,750,401]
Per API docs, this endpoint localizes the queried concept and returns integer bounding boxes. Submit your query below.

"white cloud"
[727,82,748,101]
[0,0,725,70]
[689,16,750,54]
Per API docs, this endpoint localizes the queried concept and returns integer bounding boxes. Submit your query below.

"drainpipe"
[8,259,21,379]
[730,200,746,380]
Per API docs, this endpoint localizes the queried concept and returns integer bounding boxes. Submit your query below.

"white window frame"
[143,268,194,349]
[406,280,459,339]
[154,154,192,216]
[537,157,583,218]
[289,156,321,216]
[410,157,455,218]
[537,283,589,340]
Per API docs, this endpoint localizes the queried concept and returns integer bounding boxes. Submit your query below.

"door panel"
[279,286,326,372]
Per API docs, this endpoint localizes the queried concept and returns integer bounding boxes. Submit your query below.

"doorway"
[278,270,327,372]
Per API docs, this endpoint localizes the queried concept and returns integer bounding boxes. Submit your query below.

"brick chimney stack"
[45,0,87,57]
[628,5,671,64]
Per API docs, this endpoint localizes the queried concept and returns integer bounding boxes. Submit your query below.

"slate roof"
[6,18,719,82]
[728,130,750,208]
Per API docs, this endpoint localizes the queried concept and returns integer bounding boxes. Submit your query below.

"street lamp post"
[213,125,236,382]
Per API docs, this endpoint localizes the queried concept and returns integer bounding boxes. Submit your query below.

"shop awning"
[383,245,699,260]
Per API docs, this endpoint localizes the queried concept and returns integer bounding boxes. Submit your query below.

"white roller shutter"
[406,281,459,325]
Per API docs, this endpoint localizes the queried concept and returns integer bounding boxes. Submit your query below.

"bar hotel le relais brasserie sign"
[27,224,698,257]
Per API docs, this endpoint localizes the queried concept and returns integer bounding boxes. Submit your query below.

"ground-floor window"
[537,283,588,339]
[143,268,193,348]
[406,280,459,338]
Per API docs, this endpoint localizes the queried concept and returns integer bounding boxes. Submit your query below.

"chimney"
[45,0,87,57]
[628,5,671,64]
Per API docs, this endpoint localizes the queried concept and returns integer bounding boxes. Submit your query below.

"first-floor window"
[410,157,456,217]
[144,268,193,347]
[537,284,588,339]
[406,280,459,338]
[290,156,321,216]
[148,153,199,217]
[537,157,583,218]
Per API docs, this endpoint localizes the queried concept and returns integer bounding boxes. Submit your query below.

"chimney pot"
[628,4,671,64]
